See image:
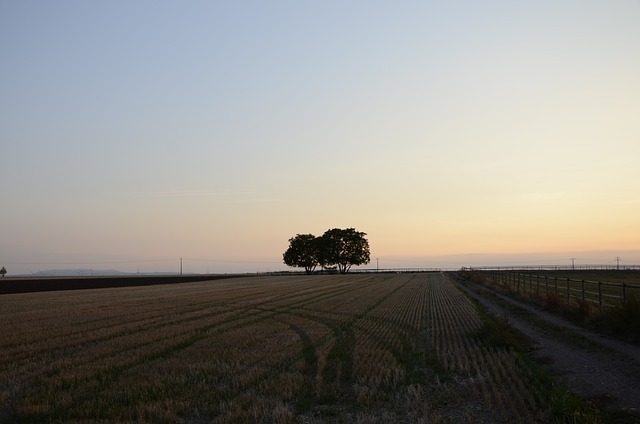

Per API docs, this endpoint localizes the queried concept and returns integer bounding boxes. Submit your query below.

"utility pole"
[570,258,576,270]
[377,258,379,272]
[180,257,183,275]
[615,257,620,270]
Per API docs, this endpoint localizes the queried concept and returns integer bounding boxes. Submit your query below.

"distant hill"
[29,269,132,277]
[28,269,176,277]
[7,268,184,278]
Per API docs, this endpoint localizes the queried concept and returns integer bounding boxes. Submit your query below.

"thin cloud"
[517,192,567,202]
[143,191,229,198]
[132,190,290,203]
[137,191,270,198]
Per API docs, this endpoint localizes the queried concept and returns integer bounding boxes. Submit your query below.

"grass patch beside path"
[455,282,619,424]
[461,270,640,345]
[461,276,610,353]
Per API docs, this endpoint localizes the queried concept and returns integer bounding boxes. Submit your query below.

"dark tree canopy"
[318,228,370,274]
[0,267,6,277]
[282,234,320,274]
[283,228,370,274]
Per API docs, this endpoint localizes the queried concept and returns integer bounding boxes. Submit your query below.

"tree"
[0,267,6,277]
[317,228,370,274]
[283,234,320,274]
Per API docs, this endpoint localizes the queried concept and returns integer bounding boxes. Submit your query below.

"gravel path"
[447,273,640,415]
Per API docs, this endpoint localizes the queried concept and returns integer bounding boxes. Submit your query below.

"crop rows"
[0,273,571,423]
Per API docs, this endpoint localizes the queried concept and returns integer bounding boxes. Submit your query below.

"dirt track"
[448,272,640,415]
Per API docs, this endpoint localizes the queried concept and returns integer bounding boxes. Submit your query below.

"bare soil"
[448,272,640,417]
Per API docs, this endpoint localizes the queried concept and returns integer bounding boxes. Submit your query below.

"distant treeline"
[0,275,244,295]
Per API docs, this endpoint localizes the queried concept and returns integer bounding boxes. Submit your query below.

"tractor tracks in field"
[448,272,640,415]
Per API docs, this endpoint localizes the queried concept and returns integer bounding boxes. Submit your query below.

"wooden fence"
[469,270,640,308]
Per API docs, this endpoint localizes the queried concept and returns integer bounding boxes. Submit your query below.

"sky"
[1,1,639,275]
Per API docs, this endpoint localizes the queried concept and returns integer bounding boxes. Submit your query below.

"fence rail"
[469,270,640,308]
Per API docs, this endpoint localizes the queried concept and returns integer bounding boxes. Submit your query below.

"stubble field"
[0,273,590,423]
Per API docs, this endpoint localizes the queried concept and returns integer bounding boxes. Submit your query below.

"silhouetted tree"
[317,228,370,274]
[283,234,320,274]
[0,267,6,277]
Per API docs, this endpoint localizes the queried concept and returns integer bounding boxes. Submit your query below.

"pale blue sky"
[2,1,639,274]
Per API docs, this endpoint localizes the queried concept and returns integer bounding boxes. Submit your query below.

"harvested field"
[0,273,598,423]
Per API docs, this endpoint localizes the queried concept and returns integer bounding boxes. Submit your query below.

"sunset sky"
[2,1,639,274]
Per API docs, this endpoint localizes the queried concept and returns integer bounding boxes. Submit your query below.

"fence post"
[529,274,533,294]
[622,283,627,303]
[545,275,548,295]
[581,279,585,302]
[536,274,540,297]
[566,278,570,301]
[554,276,558,295]
[598,281,602,309]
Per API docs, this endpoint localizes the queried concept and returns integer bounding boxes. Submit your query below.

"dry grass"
[0,273,600,423]
[467,270,640,343]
